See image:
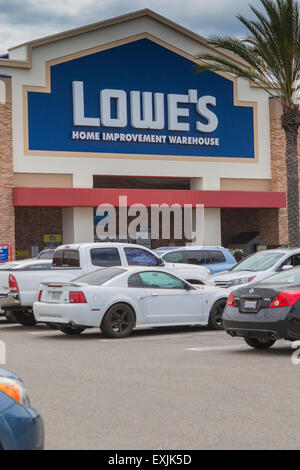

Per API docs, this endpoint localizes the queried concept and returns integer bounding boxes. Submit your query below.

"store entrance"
[221,208,281,257]
[15,207,62,259]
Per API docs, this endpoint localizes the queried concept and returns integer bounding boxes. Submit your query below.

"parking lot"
[1,317,299,450]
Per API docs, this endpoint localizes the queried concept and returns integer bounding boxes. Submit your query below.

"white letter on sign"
[196,96,218,133]
[167,94,190,131]
[72,81,100,127]
[130,91,164,129]
[100,89,127,128]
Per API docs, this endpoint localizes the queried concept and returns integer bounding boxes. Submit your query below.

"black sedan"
[223,267,300,349]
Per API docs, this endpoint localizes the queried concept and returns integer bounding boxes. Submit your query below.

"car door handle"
[151,293,159,297]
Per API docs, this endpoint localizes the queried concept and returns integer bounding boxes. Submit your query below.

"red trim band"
[13,187,286,209]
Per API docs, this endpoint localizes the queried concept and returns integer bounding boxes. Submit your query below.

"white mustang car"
[33,266,228,337]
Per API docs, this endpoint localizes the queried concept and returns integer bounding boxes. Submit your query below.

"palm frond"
[197,0,300,109]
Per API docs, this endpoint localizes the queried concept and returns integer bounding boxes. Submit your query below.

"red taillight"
[269,290,300,308]
[38,290,43,302]
[9,274,19,293]
[227,291,236,307]
[69,291,87,303]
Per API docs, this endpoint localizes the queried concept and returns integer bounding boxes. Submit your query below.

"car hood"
[166,262,208,273]
[196,285,228,294]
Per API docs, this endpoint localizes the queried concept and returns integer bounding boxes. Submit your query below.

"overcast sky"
[0,0,282,54]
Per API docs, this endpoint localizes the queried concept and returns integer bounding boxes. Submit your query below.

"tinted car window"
[52,250,80,267]
[124,248,159,266]
[139,271,185,289]
[62,250,80,267]
[74,267,126,285]
[184,250,206,265]
[278,254,300,270]
[293,255,300,266]
[205,251,226,264]
[128,273,144,288]
[90,248,121,267]
[163,251,184,263]
[52,250,63,266]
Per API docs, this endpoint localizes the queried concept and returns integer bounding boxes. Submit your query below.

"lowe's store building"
[0,9,288,259]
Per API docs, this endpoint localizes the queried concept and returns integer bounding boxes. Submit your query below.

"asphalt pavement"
[0,317,299,450]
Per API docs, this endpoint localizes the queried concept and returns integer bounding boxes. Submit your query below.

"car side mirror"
[185,283,194,290]
[157,257,165,266]
[281,265,294,271]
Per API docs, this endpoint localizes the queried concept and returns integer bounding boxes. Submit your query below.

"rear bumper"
[223,305,300,340]
[0,291,20,310]
[33,301,100,327]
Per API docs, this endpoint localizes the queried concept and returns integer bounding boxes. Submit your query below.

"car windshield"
[260,268,300,285]
[230,251,285,272]
[73,267,126,286]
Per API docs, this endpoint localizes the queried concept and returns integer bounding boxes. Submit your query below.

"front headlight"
[231,276,255,286]
[0,377,31,407]
[206,268,211,275]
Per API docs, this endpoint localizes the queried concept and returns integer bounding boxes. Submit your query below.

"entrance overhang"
[13,187,286,209]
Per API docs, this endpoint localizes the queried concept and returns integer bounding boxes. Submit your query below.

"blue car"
[154,246,236,274]
[0,368,44,450]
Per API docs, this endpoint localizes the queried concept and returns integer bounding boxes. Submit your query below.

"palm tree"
[197,0,300,246]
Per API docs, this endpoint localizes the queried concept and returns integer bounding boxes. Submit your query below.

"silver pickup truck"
[0,242,211,326]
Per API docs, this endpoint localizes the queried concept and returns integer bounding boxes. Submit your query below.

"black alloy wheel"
[209,299,227,330]
[101,303,135,338]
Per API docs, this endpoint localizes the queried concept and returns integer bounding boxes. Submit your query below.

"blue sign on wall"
[27,38,255,159]
[0,244,10,263]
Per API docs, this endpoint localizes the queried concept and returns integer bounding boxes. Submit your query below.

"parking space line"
[101,333,222,342]
[26,330,237,344]
[29,331,57,335]
[186,344,247,352]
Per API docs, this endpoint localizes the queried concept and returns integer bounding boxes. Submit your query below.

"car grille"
[214,280,232,288]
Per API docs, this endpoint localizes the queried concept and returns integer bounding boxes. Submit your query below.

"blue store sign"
[26,38,255,160]
[0,244,11,263]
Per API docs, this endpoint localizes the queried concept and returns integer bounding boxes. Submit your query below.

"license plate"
[244,299,258,309]
[48,291,62,302]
